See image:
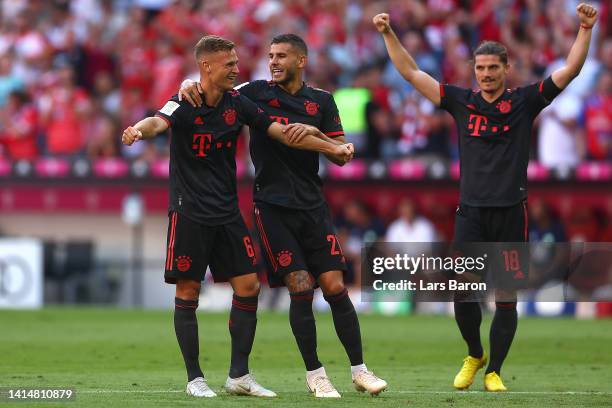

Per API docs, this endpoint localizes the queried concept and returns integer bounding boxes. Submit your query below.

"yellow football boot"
[484,371,508,392]
[453,353,487,390]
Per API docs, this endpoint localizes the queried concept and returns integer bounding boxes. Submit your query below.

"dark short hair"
[194,35,235,60]
[473,41,508,65]
[270,33,308,56]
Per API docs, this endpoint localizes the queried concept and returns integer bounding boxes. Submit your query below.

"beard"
[274,68,297,85]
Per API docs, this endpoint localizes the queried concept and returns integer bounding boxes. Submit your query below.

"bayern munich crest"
[176,255,192,272]
[497,100,512,113]
[277,250,293,267]
[304,101,319,115]
[223,109,237,125]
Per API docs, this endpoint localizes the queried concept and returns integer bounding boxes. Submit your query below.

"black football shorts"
[453,200,529,293]
[164,211,257,284]
[253,202,347,288]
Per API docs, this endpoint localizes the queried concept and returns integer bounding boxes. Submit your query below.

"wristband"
[580,23,593,29]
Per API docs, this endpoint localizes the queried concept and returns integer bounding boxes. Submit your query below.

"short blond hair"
[194,35,235,60]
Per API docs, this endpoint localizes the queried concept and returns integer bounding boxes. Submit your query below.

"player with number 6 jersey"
[122,35,353,399]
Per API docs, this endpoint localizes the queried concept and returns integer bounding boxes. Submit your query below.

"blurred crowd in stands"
[0,0,610,167]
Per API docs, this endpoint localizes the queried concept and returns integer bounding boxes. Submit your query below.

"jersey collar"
[276,81,308,97]
[476,88,508,106]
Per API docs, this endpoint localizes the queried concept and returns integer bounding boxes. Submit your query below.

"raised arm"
[551,3,597,90]
[373,13,441,106]
[121,116,168,146]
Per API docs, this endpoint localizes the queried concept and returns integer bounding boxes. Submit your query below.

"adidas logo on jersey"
[268,98,280,107]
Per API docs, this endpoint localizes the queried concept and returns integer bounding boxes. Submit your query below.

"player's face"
[474,54,509,94]
[205,49,240,91]
[268,43,306,84]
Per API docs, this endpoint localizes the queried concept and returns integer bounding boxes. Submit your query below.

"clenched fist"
[122,126,143,146]
[333,143,355,164]
[576,3,597,27]
[373,13,391,34]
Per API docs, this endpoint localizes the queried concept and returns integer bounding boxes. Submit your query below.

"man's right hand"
[332,143,355,164]
[178,79,203,107]
[373,13,391,34]
[122,126,143,146]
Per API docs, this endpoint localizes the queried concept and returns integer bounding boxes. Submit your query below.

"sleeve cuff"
[155,114,172,128]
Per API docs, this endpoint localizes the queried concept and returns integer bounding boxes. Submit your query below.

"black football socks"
[228,294,258,378]
[454,301,484,358]
[289,289,322,371]
[486,302,518,374]
[174,297,204,381]
[324,289,364,366]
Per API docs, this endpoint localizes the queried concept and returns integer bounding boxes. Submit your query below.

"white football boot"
[224,373,277,397]
[307,374,341,398]
[352,369,388,395]
[186,377,217,397]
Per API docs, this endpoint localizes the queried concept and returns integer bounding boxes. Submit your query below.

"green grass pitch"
[1,308,611,407]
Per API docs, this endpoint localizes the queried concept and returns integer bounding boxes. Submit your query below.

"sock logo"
[176,255,192,272]
[277,250,293,267]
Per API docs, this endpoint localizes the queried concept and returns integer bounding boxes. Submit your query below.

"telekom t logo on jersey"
[468,114,488,136]
[192,134,212,157]
[467,114,510,136]
[192,134,234,156]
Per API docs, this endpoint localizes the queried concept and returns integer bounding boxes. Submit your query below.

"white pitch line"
[389,390,612,395]
[76,389,612,396]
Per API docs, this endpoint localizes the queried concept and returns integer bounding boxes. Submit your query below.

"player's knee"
[240,279,261,297]
[318,270,345,296]
[175,279,201,301]
[231,274,260,297]
[284,270,314,293]
[495,289,517,303]
[320,280,345,297]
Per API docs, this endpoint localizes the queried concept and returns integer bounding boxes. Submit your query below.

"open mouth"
[271,68,283,78]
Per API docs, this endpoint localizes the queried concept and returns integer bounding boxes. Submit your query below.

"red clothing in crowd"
[583,93,612,160]
[43,87,90,155]
[0,104,38,160]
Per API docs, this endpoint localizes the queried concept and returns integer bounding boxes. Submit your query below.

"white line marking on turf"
[389,391,612,395]
[77,390,612,395]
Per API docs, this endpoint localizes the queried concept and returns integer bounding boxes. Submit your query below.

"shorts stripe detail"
[522,201,528,242]
[166,212,178,271]
[231,299,258,311]
[538,80,544,93]
[254,205,278,272]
